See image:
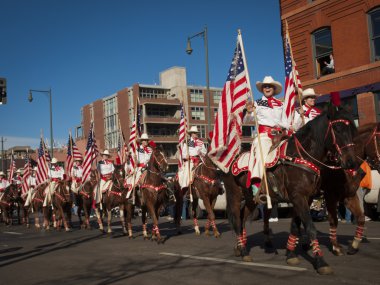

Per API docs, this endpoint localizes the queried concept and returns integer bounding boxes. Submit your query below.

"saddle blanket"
[232,141,287,176]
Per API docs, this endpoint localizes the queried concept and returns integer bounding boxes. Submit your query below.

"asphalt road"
[1,216,379,285]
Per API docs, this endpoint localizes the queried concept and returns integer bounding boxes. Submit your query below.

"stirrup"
[254,193,267,205]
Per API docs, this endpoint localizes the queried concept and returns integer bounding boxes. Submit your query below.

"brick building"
[280,0,380,125]
[79,66,255,171]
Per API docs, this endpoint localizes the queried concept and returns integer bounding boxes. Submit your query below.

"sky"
[0,0,285,150]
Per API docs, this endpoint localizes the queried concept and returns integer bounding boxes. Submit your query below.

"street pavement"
[0,216,379,285]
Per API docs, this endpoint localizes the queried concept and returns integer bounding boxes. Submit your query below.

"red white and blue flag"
[21,152,31,195]
[8,151,16,183]
[66,133,82,177]
[36,137,49,185]
[281,32,302,127]
[178,103,187,168]
[82,122,99,182]
[128,99,141,172]
[209,33,250,173]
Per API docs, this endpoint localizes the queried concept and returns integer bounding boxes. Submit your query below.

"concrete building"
[79,66,255,171]
[280,0,380,126]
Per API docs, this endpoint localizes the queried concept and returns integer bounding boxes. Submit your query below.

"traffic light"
[0,78,7,105]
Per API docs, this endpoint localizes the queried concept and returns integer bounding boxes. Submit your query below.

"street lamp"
[186,26,211,133]
[28,88,54,158]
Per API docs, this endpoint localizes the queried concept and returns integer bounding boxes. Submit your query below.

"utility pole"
[0,137,6,171]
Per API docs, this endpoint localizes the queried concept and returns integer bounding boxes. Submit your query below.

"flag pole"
[131,97,139,205]
[238,29,272,209]
[285,19,305,126]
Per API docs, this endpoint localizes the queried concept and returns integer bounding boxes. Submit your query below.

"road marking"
[2,232,23,235]
[159,252,307,272]
[367,237,380,240]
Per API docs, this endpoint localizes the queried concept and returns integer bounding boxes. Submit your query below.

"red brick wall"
[93,99,104,150]
[117,88,130,139]
[358,92,377,125]
[82,105,91,139]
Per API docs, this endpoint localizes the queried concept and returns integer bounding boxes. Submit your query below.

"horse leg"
[285,216,302,265]
[84,201,91,230]
[147,203,161,243]
[119,205,127,235]
[345,195,365,255]
[106,208,113,234]
[33,205,41,229]
[174,187,184,235]
[141,205,149,239]
[126,203,133,238]
[191,198,200,235]
[294,197,333,275]
[42,207,50,230]
[203,197,220,238]
[325,197,344,256]
[263,205,274,249]
[95,206,104,233]
[60,205,70,232]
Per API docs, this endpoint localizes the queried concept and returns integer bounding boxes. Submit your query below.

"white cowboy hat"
[101,149,111,156]
[302,88,320,99]
[138,133,150,141]
[0,171,5,176]
[256,76,282,95]
[51,158,58,164]
[33,167,38,171]
[16,169,21,173]
[187,126,200,134]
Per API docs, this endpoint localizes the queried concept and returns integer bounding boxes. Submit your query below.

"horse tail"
[222,172,241,235]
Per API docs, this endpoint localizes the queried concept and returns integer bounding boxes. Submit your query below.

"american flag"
[8,151,16,183]
[21,152,31,195]
[209,33,249,173]
[36,137,49,184]
[117,133,127,165]
[44,139,51,162]
[178,103,187,167]
[66,134,82,176]
[281,32,302,127]
[128,121,138,171]
[82,122,99,182]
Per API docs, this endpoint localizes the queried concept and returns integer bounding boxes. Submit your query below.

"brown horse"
[95,165,129,234]
[76,169,97,229]
[320,122,380,256]
[31,182,48,229]
[0,184,18,225]
[138,145,169,243]
[221,105,357,274]
[174,154,224,237]
[50,180,73,231]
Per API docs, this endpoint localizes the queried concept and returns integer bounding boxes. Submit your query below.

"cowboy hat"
[0,171,5,176]
[101,149,111,156]
[16,169,21,173]
[256,76,282,95]
[302,88,320,99]
[138,133,150,141]
[187,126,200,134]
[51,158,58,164]
[33,167,38,171]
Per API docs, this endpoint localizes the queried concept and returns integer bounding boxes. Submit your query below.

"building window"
[369,8,380,61]
[191,107,205,120]
[103,97,118,149]
[312,28,334,77]
[140,87,169,99]
[190,89,204,102]
[198,125,207,138]
[213,90,222,104]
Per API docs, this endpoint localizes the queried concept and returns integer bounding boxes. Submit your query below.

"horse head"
[324,104,358,170]
[113,164,125,189]
[148,144,168,173]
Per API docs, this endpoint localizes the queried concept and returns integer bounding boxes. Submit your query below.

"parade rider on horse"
[43,158,64,207]
[135,133,153,185]
[12,169,23,189]
[0,171,10,201]
[292,88,321,132]
[178,126,207,190]
[71,156,84,194]
[245,76,287,195]
[24,167,37,207]
[95,150,114,206]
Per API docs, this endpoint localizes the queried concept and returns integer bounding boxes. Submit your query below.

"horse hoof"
[242,255,253,262]
[129,235,133,239]
[317,266,334,275]
[347,245,359,255]
[332,248,345,256]
[177,230,182,235]
[286,257,301,266]
[204,230,210,236]
[195,230,201,236]
[65,228,72,232]
[234,247,241,257]
[214,232,221,238]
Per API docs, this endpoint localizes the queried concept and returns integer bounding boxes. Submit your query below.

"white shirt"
[72,165,83,179]
[245,96,287,128]
[13,175,22,185]
[0,178,10,190]
[326,59,334,69]
[97,160,115,176]
[49,165,65,180]
[137,145,152,166]
[28,176,37,188]
[293,105,322,131]
[181,138,207,158]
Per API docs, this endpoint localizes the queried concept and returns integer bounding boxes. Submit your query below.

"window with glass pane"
[191,107,205,120]
[370,8,380,61]
[190,89,204,102]
[313,28,334,77]
[198,125,207,138]
[213,90,222,104]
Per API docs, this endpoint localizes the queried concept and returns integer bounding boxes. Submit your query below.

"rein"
[365,125,380,162]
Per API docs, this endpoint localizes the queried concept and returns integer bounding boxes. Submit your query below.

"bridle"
[148,149,167,174]
[365,125,380,162]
